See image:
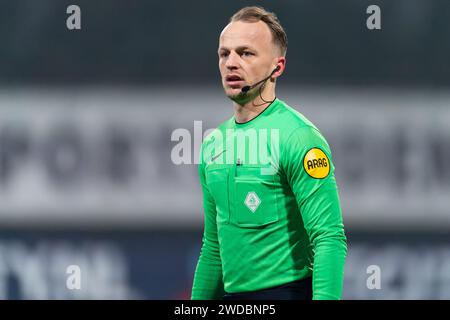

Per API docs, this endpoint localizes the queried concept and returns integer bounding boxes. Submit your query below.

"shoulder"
[275,99,327,145]
[276,99,318,128]
[275,100,334,175]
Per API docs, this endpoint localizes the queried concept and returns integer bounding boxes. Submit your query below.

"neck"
[234,86,276,123]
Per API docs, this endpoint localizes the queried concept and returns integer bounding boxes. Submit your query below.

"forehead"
[219,20,273,50]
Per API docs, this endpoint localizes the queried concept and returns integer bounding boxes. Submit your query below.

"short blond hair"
[230,6,288,56]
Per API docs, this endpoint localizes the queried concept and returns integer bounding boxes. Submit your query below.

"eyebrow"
[218,45,257,53]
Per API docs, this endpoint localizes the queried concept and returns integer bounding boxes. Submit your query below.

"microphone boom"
[240,66,279,94]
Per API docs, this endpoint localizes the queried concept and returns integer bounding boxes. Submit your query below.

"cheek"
[247,66,260,78]
[218,62,225,74]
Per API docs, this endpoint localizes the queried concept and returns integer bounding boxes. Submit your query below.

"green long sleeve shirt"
[191,98,347,300]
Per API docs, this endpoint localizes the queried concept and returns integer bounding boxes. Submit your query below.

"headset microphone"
[241,66,280,94]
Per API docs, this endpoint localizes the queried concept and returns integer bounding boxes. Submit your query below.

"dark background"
[0,0,449,299]
[1,0,449,86]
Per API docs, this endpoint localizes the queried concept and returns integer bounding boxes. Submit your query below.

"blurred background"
[0,0,449,299]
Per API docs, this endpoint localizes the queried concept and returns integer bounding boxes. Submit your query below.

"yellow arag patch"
[303,148,330,179]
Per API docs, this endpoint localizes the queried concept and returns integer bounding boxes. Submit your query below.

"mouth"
[225,75,245,88]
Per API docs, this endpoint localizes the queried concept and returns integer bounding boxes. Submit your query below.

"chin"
[225,88,241,98]
[227,91,255,106]
[223,86,240,98]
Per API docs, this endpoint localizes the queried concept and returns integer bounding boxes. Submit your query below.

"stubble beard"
[225,86,258,106]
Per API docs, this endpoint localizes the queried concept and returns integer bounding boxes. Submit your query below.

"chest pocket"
[232,165,280,227]
[205,166,230,224]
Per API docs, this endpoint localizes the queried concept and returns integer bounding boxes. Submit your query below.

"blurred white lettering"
[0,241,137,299]
[366,265,381,289]
[66,265,81,290]
[366,5,381,30]
[66,5,81,30]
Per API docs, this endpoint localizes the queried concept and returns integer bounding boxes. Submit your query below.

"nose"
[225,51,239,70]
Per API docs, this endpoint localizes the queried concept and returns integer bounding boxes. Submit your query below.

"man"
[191,6,347,300]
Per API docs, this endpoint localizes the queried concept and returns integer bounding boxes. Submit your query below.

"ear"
[273,57,286,78]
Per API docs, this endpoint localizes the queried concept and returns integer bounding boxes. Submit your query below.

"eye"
[219,51,229,58]
[242,51,253,57]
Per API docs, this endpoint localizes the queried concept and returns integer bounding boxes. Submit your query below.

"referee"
[191,6,347,300]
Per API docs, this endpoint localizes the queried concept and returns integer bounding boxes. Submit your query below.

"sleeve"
[282,126,348,300]
[191,146,225,300]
